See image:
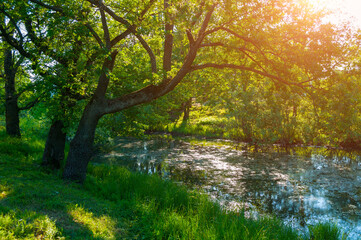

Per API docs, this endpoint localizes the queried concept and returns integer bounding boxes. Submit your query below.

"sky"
[310,0,361,28]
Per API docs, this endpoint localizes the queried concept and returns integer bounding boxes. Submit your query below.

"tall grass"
[84,164,304,240]
[308,223,349,240]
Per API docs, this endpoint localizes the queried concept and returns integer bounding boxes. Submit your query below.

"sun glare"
[308,0,361,28]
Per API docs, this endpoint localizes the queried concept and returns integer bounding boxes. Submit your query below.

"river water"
[92,137,361,239]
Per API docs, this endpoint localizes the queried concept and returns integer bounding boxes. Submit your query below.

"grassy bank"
[0,130,348,239]
[158,105,361,150]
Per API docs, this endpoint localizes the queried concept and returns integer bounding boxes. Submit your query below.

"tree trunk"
[42,120,66,169]
[62,101,103,183]
[5,95,20,137]
[182,98,192,122]
[4,49,21,137]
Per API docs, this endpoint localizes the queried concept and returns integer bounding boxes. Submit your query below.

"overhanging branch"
[205,26,259,48]
[103,5,217,115]
[135,34,157,73]
[28,0,63,13]
[190,63,305,87]
[200,42,257,54]
[111,28,132,47]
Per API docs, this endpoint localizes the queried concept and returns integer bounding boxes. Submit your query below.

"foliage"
[156,66,361,149]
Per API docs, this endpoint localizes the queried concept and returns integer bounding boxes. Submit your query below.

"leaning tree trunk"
[4,49,21,137]
[62,101,103,183]
[42,120,66,169]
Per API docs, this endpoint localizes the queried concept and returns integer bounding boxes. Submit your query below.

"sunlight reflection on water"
[92,137,361,239]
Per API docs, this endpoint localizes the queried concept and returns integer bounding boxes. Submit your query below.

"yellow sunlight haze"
[308,0,361,28]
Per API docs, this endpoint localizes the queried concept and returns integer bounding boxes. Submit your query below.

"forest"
[1,0,361,239]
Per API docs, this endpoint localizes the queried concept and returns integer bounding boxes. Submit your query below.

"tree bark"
[182,98,192,122]
[5,94,20,137]
[4,49,21,137]
[163,0,173,74]
[42,120,66,169]
[62,101,103,183]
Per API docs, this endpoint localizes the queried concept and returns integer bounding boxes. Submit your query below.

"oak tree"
[1,0,352,182]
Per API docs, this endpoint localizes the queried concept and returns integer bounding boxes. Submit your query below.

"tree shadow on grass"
[0,159,134,239]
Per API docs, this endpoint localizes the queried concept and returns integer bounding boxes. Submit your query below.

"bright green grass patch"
[0,210,63,240]
[0,129,349,239]
[67,204,117,239]
[159,105,226,138]
[308,223,349,240]
[166,116,228,138]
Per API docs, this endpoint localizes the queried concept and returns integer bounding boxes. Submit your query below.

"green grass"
[308,223,349,240]
[0,128,349,239]
[164,106,229,138]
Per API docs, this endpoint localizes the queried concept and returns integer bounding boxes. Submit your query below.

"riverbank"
[155,106,361,151]
[0,131,348,239]
[149,127,361,152]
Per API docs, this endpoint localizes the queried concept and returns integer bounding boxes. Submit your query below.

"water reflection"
[92,137,361,239]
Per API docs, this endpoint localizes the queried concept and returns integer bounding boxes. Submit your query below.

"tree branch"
[135,34,157,73]
[0,8,25,46]
[205,26,259,47]
[0,24,32,59]
[93,50,118,99]
[139,0,156,21]
[186,29,195,46]
[98,1,111,49]
[88,0,156,73]
[14,55,25,73]
[194,5,215,43]
[190,1,205,28]
[190,63,306,87]
[0,7,32,59]
[15,80,40,98]
[24,18,69,66]
[28,0,63,13]
[200,42,257,54]
[163,0,173,73]
[204,26,291,77]
[18,96,41,111]
[87,0,130,26]
[110,28,133,47]
[103,5,216,115]
[239,48,268,73]
[85,23,103,47]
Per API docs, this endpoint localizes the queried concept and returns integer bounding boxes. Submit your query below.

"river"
[91,136,361,239]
